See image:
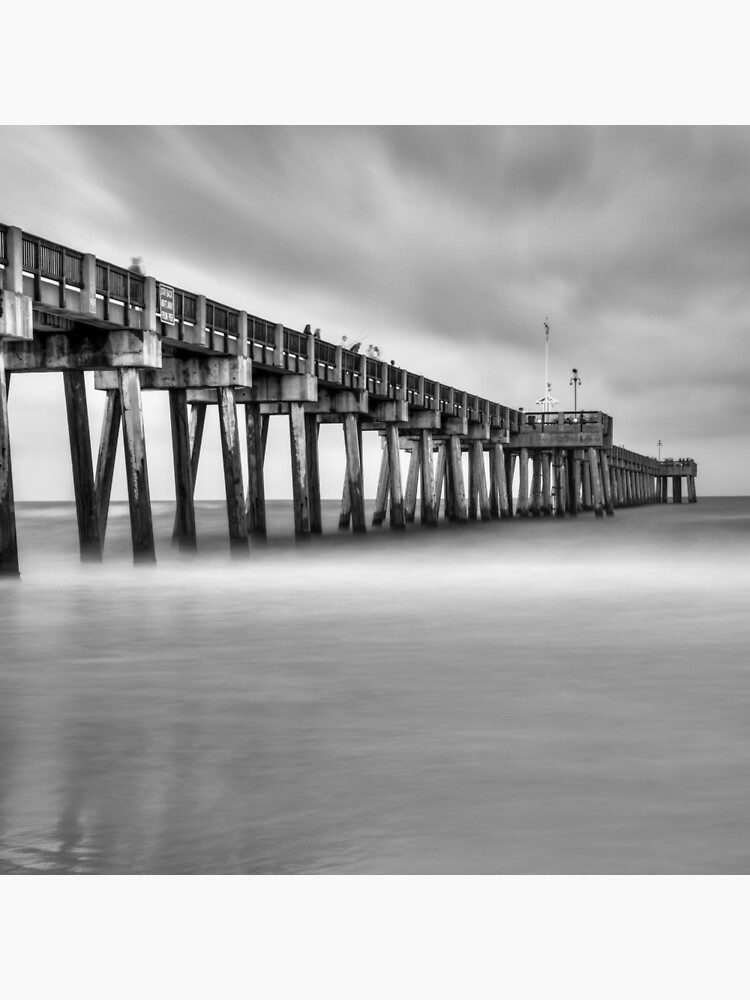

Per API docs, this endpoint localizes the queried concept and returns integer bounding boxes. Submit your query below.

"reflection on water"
[1,498,749,873]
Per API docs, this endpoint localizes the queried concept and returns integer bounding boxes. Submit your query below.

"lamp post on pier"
[569,368,581,411]
[658,439,662,460]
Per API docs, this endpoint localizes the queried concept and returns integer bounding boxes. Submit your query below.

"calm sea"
[1,496,748,874]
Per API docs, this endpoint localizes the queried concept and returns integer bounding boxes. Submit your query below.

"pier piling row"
[0,223,697,572]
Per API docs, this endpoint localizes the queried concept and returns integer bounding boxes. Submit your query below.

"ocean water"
[0,496,748,874]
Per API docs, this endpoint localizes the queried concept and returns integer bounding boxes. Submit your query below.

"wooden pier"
[0,223,698,574]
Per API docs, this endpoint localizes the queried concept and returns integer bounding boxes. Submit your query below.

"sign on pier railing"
[159,284,175,325]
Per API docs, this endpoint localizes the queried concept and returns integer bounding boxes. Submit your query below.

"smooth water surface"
[1,497,748,873]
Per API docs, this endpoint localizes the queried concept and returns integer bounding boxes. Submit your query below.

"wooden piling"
[95,388,122,542]
[472,440,491,521]
[288,401,311,537]
[305,412,322,533]
[338,475,351,530]
[687,475,697,503]
[554,449,566,518]
[588,447,604,517]
[343,413,366,533]
[168,388,197,550]
[386,424,405,529]
[530,452,542,517]
[118,367,156,563]
[541,452,552,515]
[420,430,438,525]
[517,447,529,517]
[63,371,103,562]
[672,476,682,504]
[504,450,516,517]
[0,351,19,575]
[404,443,421,523]
[245,402,267,537]
[218,387,249,550]
[600,450,614,516]
[567,450,579,516]
[581,456,593,510]
[434,441,447,521]
[448,435,468,522]
[372,442,390,526]
[467,443,479,520]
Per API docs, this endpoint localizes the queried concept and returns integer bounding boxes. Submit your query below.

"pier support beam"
[342,414,366,533]
[517,448,529,517]
[489,443,509,518]
[420,430,438,525]
[386,425,405,529]
[541,452,552,516]
[0,351,19,575]
[289,402,311,538]
[404,443,421,523]
[504,450,516,517]
[687,475,697,503]
[95,389,122,541]
[119,367,156,563]
[554,449,566,518]
[168,388,197,550]
[471,441,491,522]
[567,450,580,516]
[672,475,682,504]
[245,402,267,538]
[372,443,389,527]
[600,450,614,516]
[63,370,103,562]
[447,435,468,522]
[530,452,542,517]
[588,448,604,517]
[305,412,322,533]
[218,387,249,551]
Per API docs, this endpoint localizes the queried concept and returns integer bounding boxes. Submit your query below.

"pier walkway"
[0,223,697,573]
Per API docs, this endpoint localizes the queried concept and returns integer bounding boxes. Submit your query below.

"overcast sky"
[1,125,748,499]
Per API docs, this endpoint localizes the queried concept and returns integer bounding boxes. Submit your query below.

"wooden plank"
[0,351,19,575]
[386,424,405,529]
[95,389,122,542]
[63,370,102,562]
[420,430,437,525]
[372,442,390,526]
[217,386,249,550]
[245,402,267,537]
[343,413,366,533]
[119,367,156,562]
[305,412,322,534]
[168,388,196,549]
